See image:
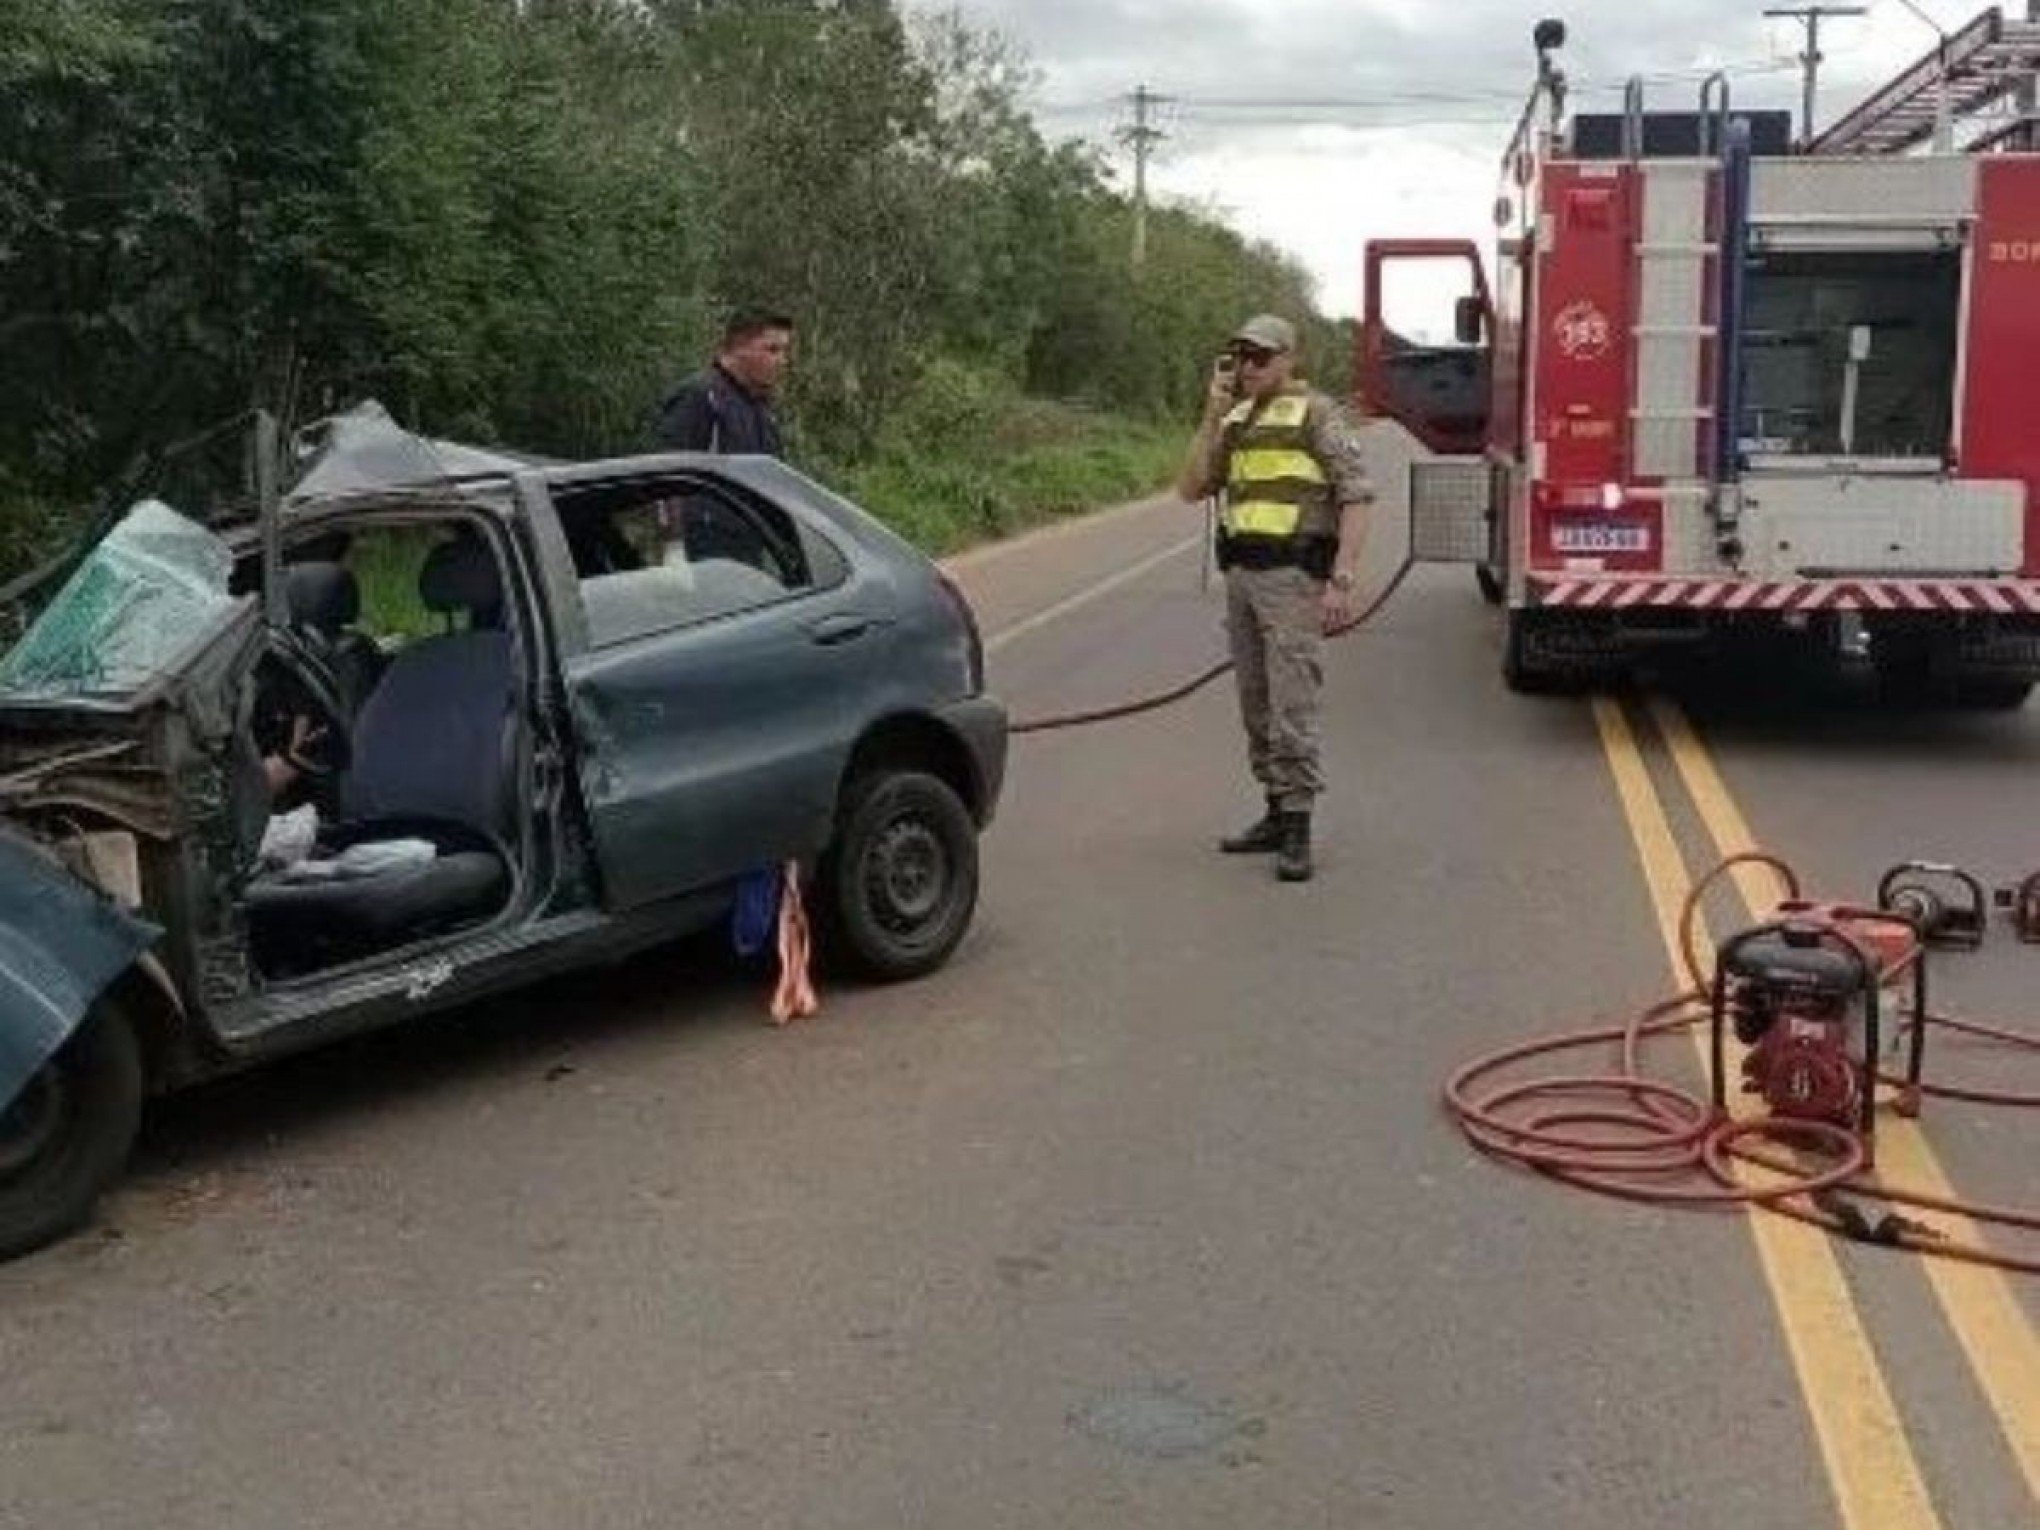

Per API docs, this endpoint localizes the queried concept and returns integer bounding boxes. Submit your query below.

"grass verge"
[828,361,1184,555]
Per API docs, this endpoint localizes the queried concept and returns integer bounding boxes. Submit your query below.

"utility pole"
[1764,5,1867,145]
[1119,85,1169,270]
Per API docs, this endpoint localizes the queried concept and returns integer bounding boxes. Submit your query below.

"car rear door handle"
[806,613,877,646]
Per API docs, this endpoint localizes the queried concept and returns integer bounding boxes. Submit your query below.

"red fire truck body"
[1364,10,2040,700]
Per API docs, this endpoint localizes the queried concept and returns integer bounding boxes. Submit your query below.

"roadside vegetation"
[0,1,1348,582]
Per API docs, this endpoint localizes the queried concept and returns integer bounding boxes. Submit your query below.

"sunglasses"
[1231,344,1280,367]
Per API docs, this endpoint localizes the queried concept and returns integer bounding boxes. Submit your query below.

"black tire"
[1503,609,1567,695]
[816,771,980,982]
[1957,677,2034,710]
[1868,632,1958,707]
[0,996,143,1261]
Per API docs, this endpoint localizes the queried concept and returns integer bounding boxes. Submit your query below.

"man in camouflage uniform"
[1177,314,1374,883]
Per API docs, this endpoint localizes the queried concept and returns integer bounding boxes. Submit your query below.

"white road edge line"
[983,532,1206,655]
[939,493,1179,574]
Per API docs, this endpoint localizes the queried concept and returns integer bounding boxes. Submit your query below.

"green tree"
[0,0,1351,583]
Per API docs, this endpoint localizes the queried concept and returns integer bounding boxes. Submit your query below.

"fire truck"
[1362,9,2040,702]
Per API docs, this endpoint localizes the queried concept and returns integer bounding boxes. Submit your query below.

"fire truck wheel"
[1869,635,1939,704]
[1503,610,1566,694]
[1956,678,2032,710]
[1475,564,1505,606]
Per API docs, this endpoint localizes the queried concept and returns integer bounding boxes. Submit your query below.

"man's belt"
[1215,532,1335,578]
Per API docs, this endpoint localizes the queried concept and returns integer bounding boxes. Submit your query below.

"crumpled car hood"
[0,830,158,1109]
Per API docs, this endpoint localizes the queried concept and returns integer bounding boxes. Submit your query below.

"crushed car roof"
[285,402,542,504]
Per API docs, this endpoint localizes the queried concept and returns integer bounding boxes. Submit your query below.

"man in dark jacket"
[654,306,794,456]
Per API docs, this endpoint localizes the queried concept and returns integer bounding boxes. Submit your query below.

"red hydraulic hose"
[1884,1012,2040,1108]
[1010,555,1415,736]
[1444,854,2040,1276]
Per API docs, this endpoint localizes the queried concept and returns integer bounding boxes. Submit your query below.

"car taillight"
[937,571,985,693]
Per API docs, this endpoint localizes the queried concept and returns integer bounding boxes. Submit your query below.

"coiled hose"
[1445,854,2040,1274]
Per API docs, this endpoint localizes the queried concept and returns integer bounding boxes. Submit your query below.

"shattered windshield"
[0,501,240,702]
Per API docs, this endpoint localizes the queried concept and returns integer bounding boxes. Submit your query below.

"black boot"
[1220,799,1284,854]
[1276,813,1313,883]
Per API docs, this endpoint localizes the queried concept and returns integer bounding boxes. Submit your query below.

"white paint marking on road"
[983,532,1206,655]
[939,494,1179,574]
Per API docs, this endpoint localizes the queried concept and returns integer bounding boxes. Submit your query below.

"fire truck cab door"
[1360,240,1494,458]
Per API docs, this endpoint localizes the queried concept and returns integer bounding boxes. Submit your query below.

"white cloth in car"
[258,804,320,870]
[273,837,438,884]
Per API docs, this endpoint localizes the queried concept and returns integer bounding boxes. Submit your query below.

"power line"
[1883,0,1953,35]
[1042,49,1899,172]
[1155,113,1527,132]
[1036,57,1804,121]
[1153,73,1810,133]
[1171,60,1800,111]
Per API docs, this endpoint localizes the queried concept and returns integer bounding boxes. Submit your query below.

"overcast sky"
[953,0,1993,318]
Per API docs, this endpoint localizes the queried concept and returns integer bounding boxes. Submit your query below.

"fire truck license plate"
[1553,522,1649,554]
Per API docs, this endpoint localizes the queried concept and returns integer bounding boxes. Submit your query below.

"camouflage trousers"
[1224,565,1325,813]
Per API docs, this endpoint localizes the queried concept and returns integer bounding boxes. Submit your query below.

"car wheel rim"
[0,1068,67,1180]
[866,813,950,937]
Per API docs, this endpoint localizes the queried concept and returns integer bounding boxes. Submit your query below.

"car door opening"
[242,517,530,980]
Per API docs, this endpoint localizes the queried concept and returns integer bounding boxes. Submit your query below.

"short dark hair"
[722,306,795,348]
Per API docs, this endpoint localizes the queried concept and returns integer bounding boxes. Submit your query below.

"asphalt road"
[2,428,2034,1529]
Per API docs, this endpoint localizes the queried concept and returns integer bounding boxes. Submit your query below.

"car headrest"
[419,532,504,624]
[283,560,360,636]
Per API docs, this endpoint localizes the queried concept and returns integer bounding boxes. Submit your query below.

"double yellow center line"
[1592,694,2038,1530]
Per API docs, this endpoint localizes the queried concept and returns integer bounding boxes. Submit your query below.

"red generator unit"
[1363,8,2040,702]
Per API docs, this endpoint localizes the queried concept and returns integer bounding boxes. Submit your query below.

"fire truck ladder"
[1623,75,1746,560]
[1966,112,2040,151]
[1808,5,2040,156]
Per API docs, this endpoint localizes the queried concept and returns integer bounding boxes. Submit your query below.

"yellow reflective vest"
[1220,386,1335,542]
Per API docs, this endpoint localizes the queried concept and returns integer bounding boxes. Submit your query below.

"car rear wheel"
[0,995,143,1261]
[817,770,980,981]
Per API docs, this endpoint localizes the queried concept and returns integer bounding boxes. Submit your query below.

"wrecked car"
[0,410,1006,1258]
